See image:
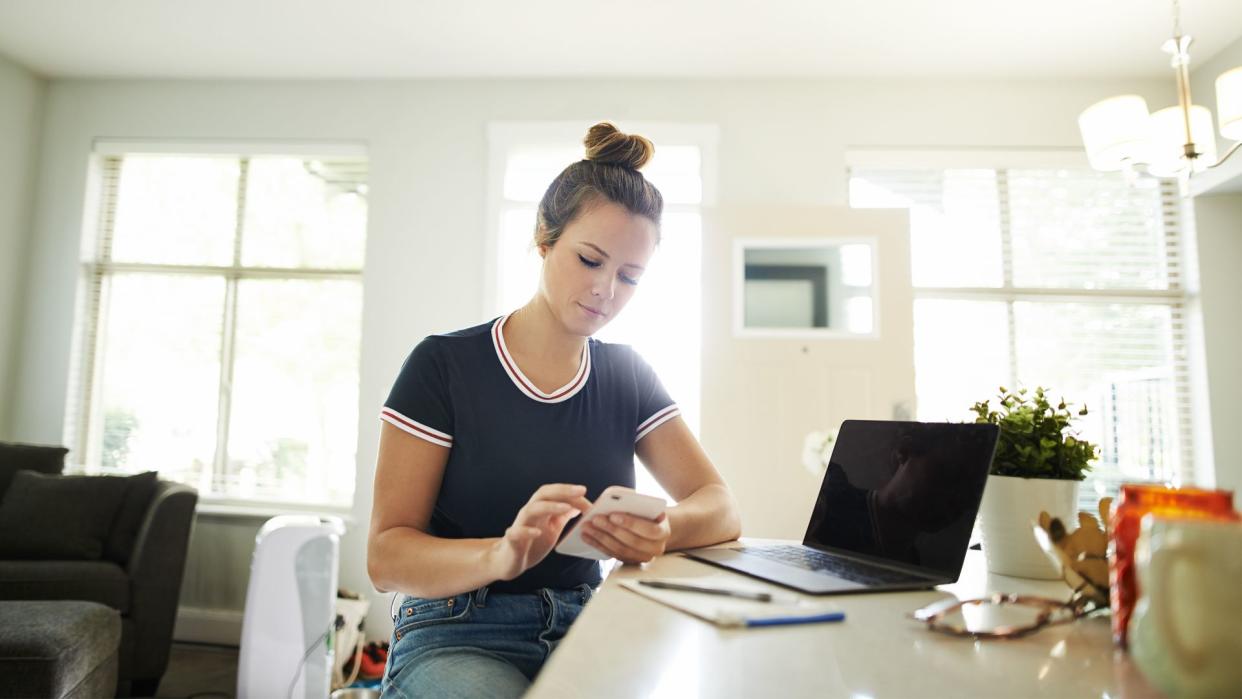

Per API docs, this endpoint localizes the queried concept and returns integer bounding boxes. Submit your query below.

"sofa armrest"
[124,480,197,681]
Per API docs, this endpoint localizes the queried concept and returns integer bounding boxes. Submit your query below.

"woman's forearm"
[368,526,504,599]
[665,482,742,551]
[370,484,741,596]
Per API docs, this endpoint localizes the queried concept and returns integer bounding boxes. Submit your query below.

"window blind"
[65,152,369,507]
[849,166,1193,509]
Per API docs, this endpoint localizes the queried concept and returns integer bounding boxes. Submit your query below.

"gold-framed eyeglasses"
[909,593,1104,640]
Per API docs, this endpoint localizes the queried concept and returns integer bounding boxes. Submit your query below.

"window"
[66,148,368,508]
[849,161,1192,509]
[488,123,716,498]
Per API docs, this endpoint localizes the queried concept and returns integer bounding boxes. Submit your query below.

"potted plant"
[971,386,1099,578]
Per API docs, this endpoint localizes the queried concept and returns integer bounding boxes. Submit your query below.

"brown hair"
[534,122,664,249]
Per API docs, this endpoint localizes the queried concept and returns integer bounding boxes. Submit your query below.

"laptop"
[684,420,999,594]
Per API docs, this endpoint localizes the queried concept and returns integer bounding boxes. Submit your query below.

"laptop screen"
[803,420,998,578]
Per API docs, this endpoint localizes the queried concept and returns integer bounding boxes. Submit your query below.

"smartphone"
[555,485,667,560]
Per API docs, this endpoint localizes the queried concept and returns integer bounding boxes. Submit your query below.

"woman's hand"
[489,484,594,582]
[580,511,671,564]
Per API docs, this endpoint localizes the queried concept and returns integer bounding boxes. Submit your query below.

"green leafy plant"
[970,386,1098,481]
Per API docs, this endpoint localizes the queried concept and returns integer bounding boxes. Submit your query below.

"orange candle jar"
[1109,484,1237,648]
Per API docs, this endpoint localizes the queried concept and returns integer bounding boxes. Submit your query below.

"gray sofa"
[0,442,198,697]
[0,600,122,699]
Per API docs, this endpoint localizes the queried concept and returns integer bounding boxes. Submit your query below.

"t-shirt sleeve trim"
[380,407,453,448]
[636,404,681,442]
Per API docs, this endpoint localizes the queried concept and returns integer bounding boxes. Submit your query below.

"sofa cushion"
[0,471,130,560]
[0,600,121,699]
[103,470,159,565]
[0,442,69,501]
[0,560,131,614]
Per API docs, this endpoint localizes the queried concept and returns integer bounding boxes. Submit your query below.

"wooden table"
[528,541,1162,698]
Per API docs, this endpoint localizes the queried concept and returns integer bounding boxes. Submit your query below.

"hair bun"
[583,122,654,170]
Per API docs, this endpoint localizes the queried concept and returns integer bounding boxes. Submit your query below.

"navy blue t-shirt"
[380,314,679,593]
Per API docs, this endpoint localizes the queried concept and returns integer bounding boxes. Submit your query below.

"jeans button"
[447,599,455,608]
[405,607,413,617]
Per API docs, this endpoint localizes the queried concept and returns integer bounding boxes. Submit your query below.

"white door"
[700,206,914,538]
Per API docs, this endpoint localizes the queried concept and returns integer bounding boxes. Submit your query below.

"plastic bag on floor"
[333,589,370,690]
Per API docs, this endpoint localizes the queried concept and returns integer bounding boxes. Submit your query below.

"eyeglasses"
[909,593,1103,640]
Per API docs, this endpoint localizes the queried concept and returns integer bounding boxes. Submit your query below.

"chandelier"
[1078,0,1242,194]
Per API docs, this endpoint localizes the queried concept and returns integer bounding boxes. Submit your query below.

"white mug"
[1129,514,1242,699]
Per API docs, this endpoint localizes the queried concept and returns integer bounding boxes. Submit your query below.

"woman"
[368,122,741,698]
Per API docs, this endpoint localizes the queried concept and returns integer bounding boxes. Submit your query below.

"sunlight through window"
[68,151,368,507]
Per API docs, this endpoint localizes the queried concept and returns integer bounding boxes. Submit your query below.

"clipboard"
[619,577,845,628]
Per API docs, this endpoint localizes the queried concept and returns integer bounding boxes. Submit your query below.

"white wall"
[0,53,45,440]
[14,75,1188,639]
[1188,37,1242,492]
[1190,193,1242,494]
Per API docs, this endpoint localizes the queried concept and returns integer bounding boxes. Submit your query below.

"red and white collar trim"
[492,313,591,404]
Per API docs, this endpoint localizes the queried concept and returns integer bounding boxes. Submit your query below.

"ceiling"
[2,0,1241,80]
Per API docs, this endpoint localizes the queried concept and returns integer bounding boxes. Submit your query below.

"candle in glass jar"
[1109,484,1237,648]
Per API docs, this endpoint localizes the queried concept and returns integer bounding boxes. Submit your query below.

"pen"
[638,580,773,602]
[744,611,846,627]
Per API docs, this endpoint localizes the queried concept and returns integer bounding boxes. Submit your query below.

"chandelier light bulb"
[1078,95,1151,171]
[1146,105,1218,177]
[1217,67,1242,141]
[1078,0,1242,188]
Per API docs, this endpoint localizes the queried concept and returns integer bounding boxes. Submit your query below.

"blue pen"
[744,611,846,627]
[713,610,845,628]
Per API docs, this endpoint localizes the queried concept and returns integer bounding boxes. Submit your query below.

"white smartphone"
[555,485,667,560]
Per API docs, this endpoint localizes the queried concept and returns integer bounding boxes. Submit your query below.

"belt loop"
[540,587,557,626]
[475,585,490,608]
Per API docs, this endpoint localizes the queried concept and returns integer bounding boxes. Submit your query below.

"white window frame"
[732,236,881,340]
[65,141,368,511]
[846,148,1203,494]
[484,121,720,321]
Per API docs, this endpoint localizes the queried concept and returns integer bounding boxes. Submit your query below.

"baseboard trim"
[174,606,243,646]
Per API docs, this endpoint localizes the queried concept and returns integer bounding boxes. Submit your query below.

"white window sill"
[195,500,356,527]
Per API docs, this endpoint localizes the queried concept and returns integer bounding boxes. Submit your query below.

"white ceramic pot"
[977,474,1079,579]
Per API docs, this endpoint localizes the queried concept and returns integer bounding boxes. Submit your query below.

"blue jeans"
[381,583,595,699]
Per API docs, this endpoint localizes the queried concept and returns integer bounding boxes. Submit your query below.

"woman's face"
[537,199,658,337]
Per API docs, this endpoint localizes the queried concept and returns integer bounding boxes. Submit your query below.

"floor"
[152,642,238,699]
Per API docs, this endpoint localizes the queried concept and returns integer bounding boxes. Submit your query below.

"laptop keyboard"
[738,544,932,586]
